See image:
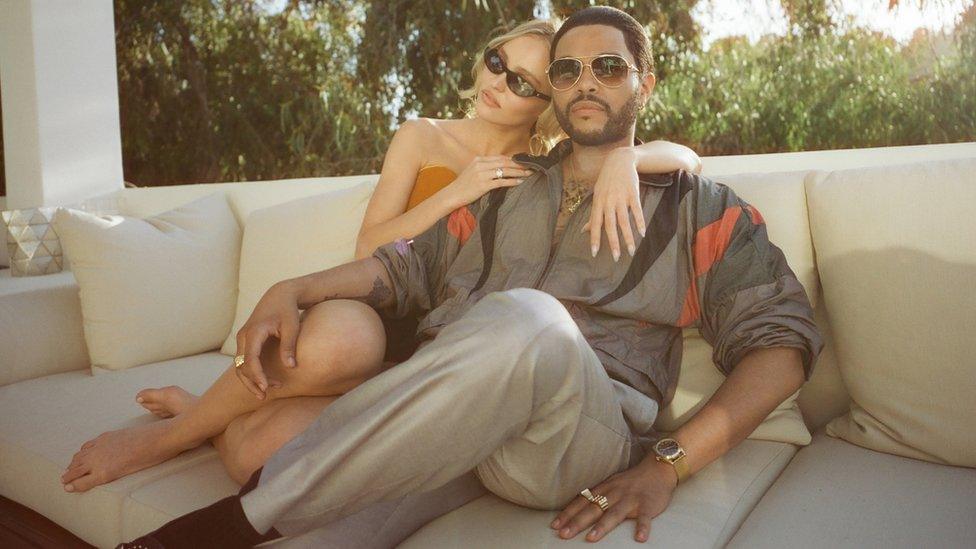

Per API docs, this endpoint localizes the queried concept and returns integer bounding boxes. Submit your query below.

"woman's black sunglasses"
[483,47,551,102]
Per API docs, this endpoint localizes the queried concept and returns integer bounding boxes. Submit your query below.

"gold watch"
[652,437,689,483]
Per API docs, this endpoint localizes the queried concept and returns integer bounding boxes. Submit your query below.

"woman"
[60,19,701,493]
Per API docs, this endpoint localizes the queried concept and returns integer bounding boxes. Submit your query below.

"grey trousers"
[245,288,658,546]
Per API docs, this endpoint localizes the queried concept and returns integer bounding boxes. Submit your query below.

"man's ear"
[638,71,656,106]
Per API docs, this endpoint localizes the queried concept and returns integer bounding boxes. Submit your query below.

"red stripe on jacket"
[677,206,744,327]
[447,205,477,247]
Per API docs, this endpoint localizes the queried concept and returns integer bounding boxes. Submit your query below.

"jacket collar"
[512,137,676,187]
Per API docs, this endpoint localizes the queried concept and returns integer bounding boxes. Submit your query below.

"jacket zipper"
[532,192,594,290]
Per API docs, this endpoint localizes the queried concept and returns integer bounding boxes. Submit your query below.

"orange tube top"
[405,165,457,211]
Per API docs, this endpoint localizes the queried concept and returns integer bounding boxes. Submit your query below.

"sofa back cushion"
[219,182,377,355]
[654,170,822,445]
[809,157,976,466]
[52,192,241,372]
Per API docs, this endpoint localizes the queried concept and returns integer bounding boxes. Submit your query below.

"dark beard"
[555,93,640,146]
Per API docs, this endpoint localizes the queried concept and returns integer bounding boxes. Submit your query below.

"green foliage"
[115,0,396,184]
[0,1,973,190]
[644,5,976,154]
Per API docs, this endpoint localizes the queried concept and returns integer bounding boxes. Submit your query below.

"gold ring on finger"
[593,495,610,512]
[234,354,246,369]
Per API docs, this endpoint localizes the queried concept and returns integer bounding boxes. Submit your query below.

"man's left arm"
[551,178,824,543]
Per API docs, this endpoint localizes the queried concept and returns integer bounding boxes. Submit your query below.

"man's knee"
[472,291,587,381]
[477,288,574,331]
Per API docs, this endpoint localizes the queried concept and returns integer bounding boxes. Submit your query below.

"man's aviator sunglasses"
[483,47,552,102]
[546,54,641,91]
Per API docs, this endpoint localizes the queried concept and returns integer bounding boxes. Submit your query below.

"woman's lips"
[481,90,500,108]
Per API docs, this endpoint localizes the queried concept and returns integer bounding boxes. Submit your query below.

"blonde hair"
[458,19,566,156]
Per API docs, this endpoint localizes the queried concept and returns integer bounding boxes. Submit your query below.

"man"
[119,6,822,548]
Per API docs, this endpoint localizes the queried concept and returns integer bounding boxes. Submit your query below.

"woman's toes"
[136,387,159,405]
[62,463,88,484]
[65,472,100,493]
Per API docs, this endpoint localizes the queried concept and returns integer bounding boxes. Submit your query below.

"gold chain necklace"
[564,153,591,214]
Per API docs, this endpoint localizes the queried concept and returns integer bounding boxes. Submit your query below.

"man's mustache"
[567,94,611,113]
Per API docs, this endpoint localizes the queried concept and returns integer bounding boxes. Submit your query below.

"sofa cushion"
[118,175,380,227]
[0,269,89,386]
[727,430,976,548]
[400,439,797,548]
[807,157,976,466]
[0,352,233,548]
[53,193,241,371]
[655,170,818,446]
[219,182,376,355]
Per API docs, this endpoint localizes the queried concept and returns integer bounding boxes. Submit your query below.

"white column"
[0,0,124,210]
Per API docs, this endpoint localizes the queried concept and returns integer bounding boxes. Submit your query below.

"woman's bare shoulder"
[405,118,474,170]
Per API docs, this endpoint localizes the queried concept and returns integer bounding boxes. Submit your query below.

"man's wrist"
[274,278,306,308]
[641,455,679,489]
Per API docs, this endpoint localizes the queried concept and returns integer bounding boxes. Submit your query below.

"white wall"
[0,0,124,210]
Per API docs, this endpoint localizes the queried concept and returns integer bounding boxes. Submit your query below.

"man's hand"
[549,459,678,543]
[234,281,302,400]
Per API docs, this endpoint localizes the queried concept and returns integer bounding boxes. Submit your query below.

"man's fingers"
[278,318,299,368]
[587,497,630,542]
[244,326,271,396]
[235,329,247,362]
[234,331,260,397]
[635,514,653,543]
[234,365,263,399]
[551,496,590,530]
[558,501,603,539]
[248,363,269,398]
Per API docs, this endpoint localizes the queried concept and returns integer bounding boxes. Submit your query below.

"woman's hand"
[234,281,302,400]
[582,147,646,262]
[444,156,533,208]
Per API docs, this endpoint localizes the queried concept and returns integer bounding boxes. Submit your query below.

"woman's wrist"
[434,182,467,212]
[607,146,639,169]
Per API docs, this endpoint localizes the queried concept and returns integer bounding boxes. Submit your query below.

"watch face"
[655,438,680,458]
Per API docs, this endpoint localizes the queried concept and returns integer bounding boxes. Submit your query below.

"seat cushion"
[0,352,235,548]
[728,430,976,548]
[0,269,88,386]
[400,439,797,548]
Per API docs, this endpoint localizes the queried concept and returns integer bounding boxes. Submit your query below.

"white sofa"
[2,143,975,548]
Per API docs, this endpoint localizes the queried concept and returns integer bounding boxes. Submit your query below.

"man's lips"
[481,90,500,108]
[570,101,606,115]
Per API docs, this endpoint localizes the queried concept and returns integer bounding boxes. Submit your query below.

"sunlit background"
[0,0,973,192]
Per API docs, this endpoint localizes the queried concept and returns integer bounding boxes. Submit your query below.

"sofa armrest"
[0,268,89,386]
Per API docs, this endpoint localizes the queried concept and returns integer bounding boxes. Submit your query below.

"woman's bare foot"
[135,386,198,418]
[60,419,191,493]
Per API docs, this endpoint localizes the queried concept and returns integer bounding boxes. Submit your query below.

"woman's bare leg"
[213,396,339,485]
[61,299,388,492]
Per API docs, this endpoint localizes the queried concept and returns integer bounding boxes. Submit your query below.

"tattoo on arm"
[346,276,394,309]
